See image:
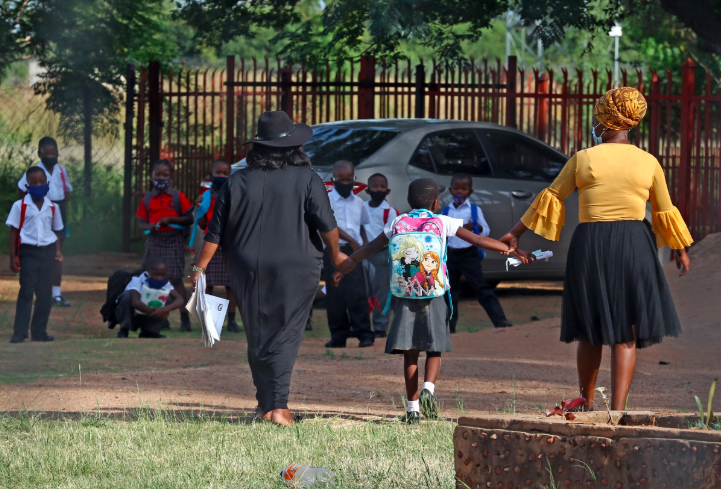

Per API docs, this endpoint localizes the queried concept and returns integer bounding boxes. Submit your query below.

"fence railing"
[124,55,721,250]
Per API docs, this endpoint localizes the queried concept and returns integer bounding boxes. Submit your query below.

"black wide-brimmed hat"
[243,111,313,147]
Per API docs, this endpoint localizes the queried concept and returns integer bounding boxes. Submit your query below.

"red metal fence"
[124,55,721,249]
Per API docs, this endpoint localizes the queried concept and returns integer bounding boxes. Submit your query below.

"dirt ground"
[0,243,719,419]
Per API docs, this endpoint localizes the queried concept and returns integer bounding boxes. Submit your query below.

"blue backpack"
[442,203,486,261]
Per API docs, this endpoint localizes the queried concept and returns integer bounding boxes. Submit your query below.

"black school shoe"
[358,338,374,348]
[116,329,129,338]
[324,339,346,348]
[10,335,24,343]
[52,296,70,307]
[419,389,439,420]
[226,320,243,333]
[494,320,513,328]
[400,411,420,425]
[138,331,166,339]
[31,334,54,342]
[374,330,387,339]
[179,319,192,332]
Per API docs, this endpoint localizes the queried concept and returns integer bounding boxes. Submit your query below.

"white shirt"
[383,210,463,249]
[329,188,370,245]
[445,199,491,249]
[17,162,73,202]
[5,195,64,247]
[125,272,176,315]
[363,200,398,242]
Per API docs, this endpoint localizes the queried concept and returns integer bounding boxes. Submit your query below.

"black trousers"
[324,245,373,343]
[115,291,164,334]
[13,244,55,339]
[446,247,508,330]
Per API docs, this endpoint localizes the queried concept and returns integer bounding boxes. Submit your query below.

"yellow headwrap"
[594,87,648,131]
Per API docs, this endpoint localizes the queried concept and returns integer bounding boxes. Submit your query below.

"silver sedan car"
[234,119,666,283]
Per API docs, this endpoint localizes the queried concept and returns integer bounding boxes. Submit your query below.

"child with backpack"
[443,174,513,332]
[192,158,241,333]
[7,166,64,343]
[362,173,398,338]
[115,256,186,338]
[333,178,525,423]
[136,159,194,332]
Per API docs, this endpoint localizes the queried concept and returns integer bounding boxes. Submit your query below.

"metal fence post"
[415,63,426,118]
[648,72,660,159]
[122,63,136,253]
[679,58,695,223]
[148,61,161,164]
[280,67,293,118]
[536,73,549,142]
[359,56,376,119]
[505,56,517,128]
[225,55,235,163]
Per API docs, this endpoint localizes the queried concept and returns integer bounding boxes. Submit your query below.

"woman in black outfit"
[192,111,346,425]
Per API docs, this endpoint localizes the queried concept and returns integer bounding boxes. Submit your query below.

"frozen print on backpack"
[388,211,449,299]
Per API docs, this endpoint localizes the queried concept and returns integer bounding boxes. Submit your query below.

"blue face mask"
[152,179,171,192]
[452,195,467,206]
[212,176,228,189]
[146,276,169,289]
[28,184,50,200]
[591,123,606,145]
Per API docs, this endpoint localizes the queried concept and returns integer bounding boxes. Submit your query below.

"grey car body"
[233,119,665,282]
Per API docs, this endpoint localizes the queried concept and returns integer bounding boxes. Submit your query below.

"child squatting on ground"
[193,158,241,333]
[7,166,64,343]
[136,159,194,332]
[333,178,529,423]
[115,256,186,338]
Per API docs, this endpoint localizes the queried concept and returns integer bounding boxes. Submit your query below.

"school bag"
[16,200,56,262]
[442,203,486,261]
[100,269,144,329]
[383,209,451,314]
[143,189,189,236]
[188,189,213,247]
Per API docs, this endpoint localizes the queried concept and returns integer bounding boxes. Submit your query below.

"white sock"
[52,286,61,298]
[407,399,420,413]
[422,382,435,395]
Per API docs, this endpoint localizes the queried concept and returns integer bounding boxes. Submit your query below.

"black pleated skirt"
[561,220,681,349]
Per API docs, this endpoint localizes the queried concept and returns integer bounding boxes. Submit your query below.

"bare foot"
[270,408,295,426]
[253,407,272,421]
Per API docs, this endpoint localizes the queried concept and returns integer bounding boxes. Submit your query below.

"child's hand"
[150,307,170,320]
[511,249,535,264]
[335,256,356,274]
[157,217,172,228]
[350,240,362,252]
[462,222,475,232]
[55,251,63,263]
[9,256,20,273]
[330,271,344,287]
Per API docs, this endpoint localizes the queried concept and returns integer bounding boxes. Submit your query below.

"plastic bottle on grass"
[280,463,334,488]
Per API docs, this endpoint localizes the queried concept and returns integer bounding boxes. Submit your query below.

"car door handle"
[511,191,533,199]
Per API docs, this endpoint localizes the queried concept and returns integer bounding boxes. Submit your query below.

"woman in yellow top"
[502,87,692,411]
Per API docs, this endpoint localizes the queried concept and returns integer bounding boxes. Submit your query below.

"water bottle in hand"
[281,463,335,488]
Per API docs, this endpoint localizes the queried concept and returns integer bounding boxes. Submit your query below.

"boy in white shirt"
[17,137,73,307]
[7,167,64,343]
[325,160,374,348]
[115,256,186,339]
[443,174,512,332]
[363,173,398,338]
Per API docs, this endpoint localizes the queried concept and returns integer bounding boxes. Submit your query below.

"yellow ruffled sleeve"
[649,163,693,249]
[520,154,577,241]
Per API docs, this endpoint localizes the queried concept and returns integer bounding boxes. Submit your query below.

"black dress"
[205,165,337,412]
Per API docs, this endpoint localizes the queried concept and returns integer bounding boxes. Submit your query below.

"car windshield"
[302,127,399,167]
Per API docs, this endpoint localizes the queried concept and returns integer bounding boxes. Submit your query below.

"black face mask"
[334,182,354,198]
[41,157,58,167]
[367,190,388,204]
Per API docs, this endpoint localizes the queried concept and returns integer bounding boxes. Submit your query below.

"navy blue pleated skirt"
[561,220,681,349]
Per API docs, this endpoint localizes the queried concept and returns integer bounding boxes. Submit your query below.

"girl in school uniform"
[195,158,242,333]
[136,159,194,332]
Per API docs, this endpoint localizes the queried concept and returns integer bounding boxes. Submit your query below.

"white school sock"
[422,382,435,395]
[52,286,61,298]
[407,399,420,413]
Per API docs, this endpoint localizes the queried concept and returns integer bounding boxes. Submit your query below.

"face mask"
[334,181,354,198]
[146,276,169,289]
[41,157,58,167]
[367,190,388,203]
[28,184,50,200]
[212,176,228,189]
[591,123,606,145]
[452,194,467,206]
[152,179,171,192]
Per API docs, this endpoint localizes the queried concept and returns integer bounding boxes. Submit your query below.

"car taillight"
[324,181,368,194]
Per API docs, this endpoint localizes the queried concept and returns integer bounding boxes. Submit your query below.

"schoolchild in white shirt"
[7,167,64,343]
[444,174,512,332]
[363,173,398,338]
[325,160,374,348]
[17,137,73,307]
[115,256,186,339]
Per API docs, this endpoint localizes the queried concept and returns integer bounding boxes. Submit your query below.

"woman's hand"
[190,270,203,286]
[499,232,519,253]
[335,256,356,274]
[673,248,691,277]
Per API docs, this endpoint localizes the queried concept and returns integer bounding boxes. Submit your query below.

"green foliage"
[694,377,718,429]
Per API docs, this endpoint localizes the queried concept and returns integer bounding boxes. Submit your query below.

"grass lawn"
[0,411,456,489]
